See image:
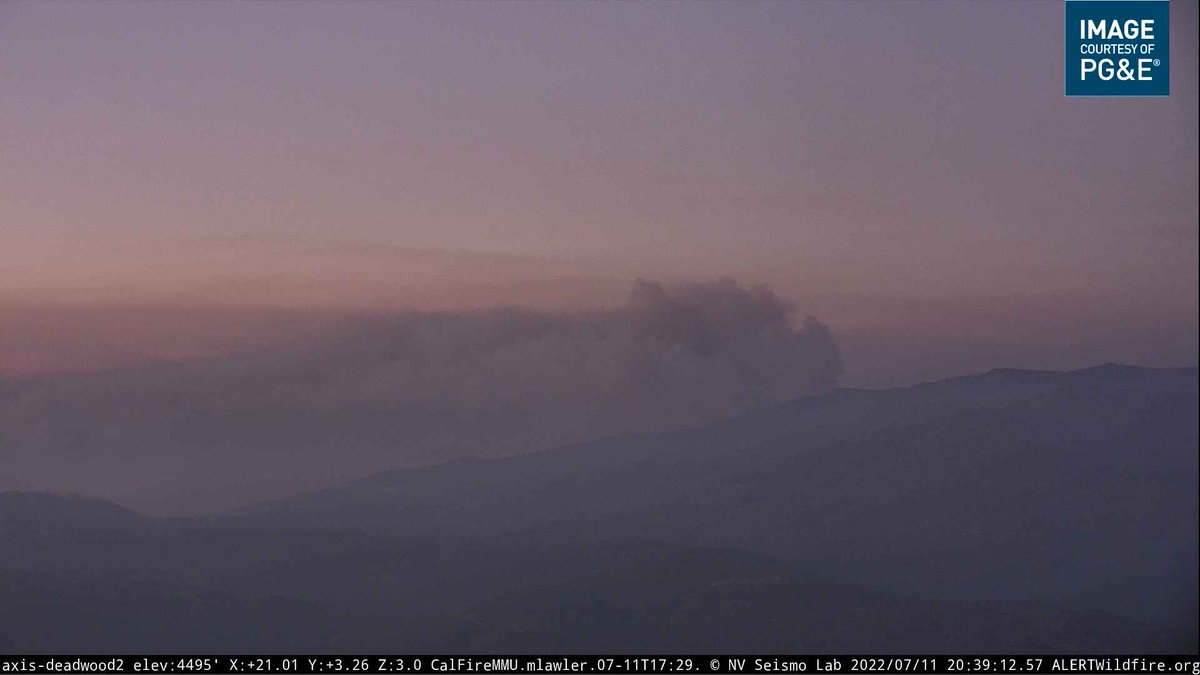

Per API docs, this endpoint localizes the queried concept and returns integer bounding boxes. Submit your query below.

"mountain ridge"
[224,362,1196,628]
[245,362,1196,511]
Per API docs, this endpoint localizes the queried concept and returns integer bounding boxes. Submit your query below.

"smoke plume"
[0,279,840,513]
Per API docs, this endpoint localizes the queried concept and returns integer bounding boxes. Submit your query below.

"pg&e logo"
[1065,0,1169,96]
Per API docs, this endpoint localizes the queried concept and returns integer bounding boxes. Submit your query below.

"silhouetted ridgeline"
[1,364,1196,653]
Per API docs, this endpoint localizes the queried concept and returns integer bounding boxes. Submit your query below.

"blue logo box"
[1065,0,1169,96]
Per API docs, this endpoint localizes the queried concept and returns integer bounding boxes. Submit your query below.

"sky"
[1,0,1197,387]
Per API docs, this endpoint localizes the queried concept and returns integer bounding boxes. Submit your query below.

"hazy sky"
[2,1,1196,386]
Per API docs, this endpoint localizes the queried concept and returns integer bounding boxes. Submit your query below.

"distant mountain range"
[1,364,1196,653]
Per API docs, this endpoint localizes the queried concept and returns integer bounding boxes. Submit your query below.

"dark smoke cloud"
[0,279,840,513]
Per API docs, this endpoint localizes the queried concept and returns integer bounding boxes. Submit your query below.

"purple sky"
[1,0,1196,387]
